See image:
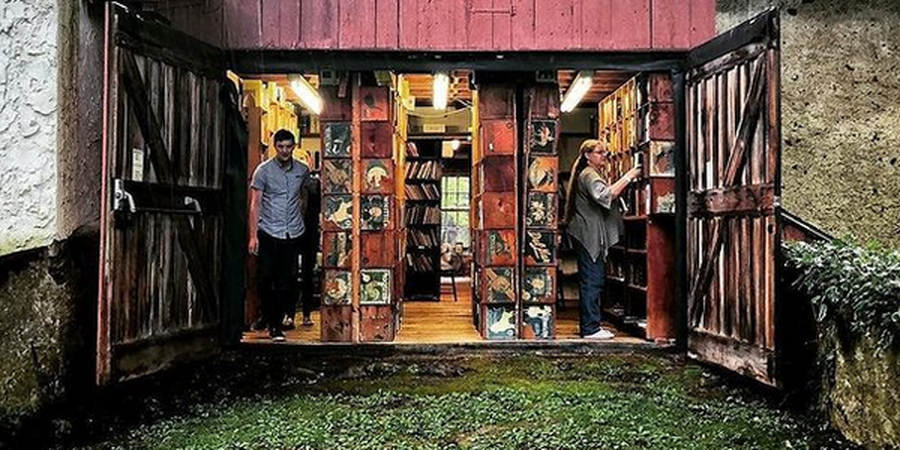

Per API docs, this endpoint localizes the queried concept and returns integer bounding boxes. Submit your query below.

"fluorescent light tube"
[289,75,323,115]
[433,71,450,110]
[561,70,593,113]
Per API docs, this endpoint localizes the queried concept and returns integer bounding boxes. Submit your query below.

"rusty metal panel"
[651,0,691,49]
[375,0,400,48]
[339,0,377,48]
[300,0,339,49]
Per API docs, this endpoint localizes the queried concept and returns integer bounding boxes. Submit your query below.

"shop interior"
[235,69,676,344]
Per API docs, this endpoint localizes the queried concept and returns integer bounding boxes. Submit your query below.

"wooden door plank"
[533,0,576,50]
[300,0,339,49]
[375,0,400,48]
[690,0,717,46]
[491,0,512,50]
[223,0,261,49]
[650,0,690,49]
[279,0,302,48]
[609,0,650,50]
[120,51,218,319]
[261,0,281,48]
[688,60,766,326]
[339,0,377,48]
[581,0,612,50]
[510,0,535,50]
[398,0,418,49]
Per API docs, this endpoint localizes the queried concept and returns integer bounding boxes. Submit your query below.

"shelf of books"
[599,73,677,343]
[402,139,442,301]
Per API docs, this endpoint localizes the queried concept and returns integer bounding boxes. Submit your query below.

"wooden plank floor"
[242,281,644,345]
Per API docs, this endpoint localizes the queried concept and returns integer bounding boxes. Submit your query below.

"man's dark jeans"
[575,240,605,337]
[287,231,318,321]
[257,231,301,331]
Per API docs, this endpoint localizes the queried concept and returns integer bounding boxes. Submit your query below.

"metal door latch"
[184,196,202,214]
[113,179,136,213]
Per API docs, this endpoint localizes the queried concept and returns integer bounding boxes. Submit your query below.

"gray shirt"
[251,158,309,239]
[566,166,623,262]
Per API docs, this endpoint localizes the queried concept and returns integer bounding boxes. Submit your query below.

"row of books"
[405,183,440,200]
[406,160,441,180]
[404,205,441,225]
[407,228,440,248]
[406,253,435,272]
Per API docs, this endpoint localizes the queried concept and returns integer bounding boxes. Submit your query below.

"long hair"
[562,139,604,226]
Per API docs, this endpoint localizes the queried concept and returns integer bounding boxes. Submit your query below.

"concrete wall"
[718,0,900,248]
[0,0,60,255]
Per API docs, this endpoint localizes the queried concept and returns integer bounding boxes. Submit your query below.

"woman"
[563,139,642,339]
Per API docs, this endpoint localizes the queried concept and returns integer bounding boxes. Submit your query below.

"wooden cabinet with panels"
[599,73,677,342]
[473,83,519,340]
[320,77,401,342]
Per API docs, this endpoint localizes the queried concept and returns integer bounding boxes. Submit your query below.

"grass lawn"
[75,351,851,450]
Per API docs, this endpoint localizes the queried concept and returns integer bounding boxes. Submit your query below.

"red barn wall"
[149,0,715,52]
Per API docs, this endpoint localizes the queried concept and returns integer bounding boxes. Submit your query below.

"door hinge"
[470,5,516,15]
[113,178,136,213]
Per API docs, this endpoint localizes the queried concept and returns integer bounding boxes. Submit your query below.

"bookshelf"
[599,73,677,342]
[403,138,442,301]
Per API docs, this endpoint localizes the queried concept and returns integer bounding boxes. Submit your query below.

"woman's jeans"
[575,240,605,336]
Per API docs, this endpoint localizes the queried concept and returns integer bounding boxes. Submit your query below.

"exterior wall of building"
[150,0,716,51]
[0,0,59,256]
[719,0,900,248]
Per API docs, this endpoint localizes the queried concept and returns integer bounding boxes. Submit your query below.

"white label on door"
[132,147,144,182]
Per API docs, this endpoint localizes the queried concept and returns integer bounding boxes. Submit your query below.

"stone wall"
[0,0,60,255]
[718,0,900,248]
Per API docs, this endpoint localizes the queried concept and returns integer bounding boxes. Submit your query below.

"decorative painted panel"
[322,159,352,193]
[360,269,392,305]
[524,231,556,266]
[522,305,554,339]
[323,194,353,230]
[485,305,517,340]
[529,119,557,154]
[486,230,516,266]
[323,231,352,268]
[362,159,394,194]
[522,267,556,304]
[361,195,390,230]
[483,267,515,304]
[527,157,557,193]
[525,192,556,228]
[323,270,352,305]
[323,122,351,158]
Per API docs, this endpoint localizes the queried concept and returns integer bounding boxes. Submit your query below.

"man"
[249,129,309,341]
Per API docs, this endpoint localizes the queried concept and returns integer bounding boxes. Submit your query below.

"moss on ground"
[73,352,853,450]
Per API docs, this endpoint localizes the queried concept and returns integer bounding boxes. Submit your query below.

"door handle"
[113,178,137,213]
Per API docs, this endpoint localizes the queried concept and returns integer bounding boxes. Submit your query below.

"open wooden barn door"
[683,10,783,387]
[97,3,233,384]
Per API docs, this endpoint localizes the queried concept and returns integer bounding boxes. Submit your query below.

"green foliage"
[79,355,849,450]
[784,239,900,350]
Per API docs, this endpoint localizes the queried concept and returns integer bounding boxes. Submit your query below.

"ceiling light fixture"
[560,70,593,113]
[289,75,323,115]
[433,71,450,110]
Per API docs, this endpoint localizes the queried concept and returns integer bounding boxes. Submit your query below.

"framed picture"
[525,192,557,228]
[360,269,392,305]
[322,159,352,194]
[323,122,351,158]
[323,270,351,305]
[361,195,390,230]
[323,195,353,230]
[529,119,557,154]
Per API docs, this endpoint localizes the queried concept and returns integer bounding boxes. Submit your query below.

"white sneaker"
[583,328,615,340]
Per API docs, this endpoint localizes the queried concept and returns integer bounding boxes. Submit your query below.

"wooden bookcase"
[599,73,677,342]
[473,83,519,340]
[402,137,442,301]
